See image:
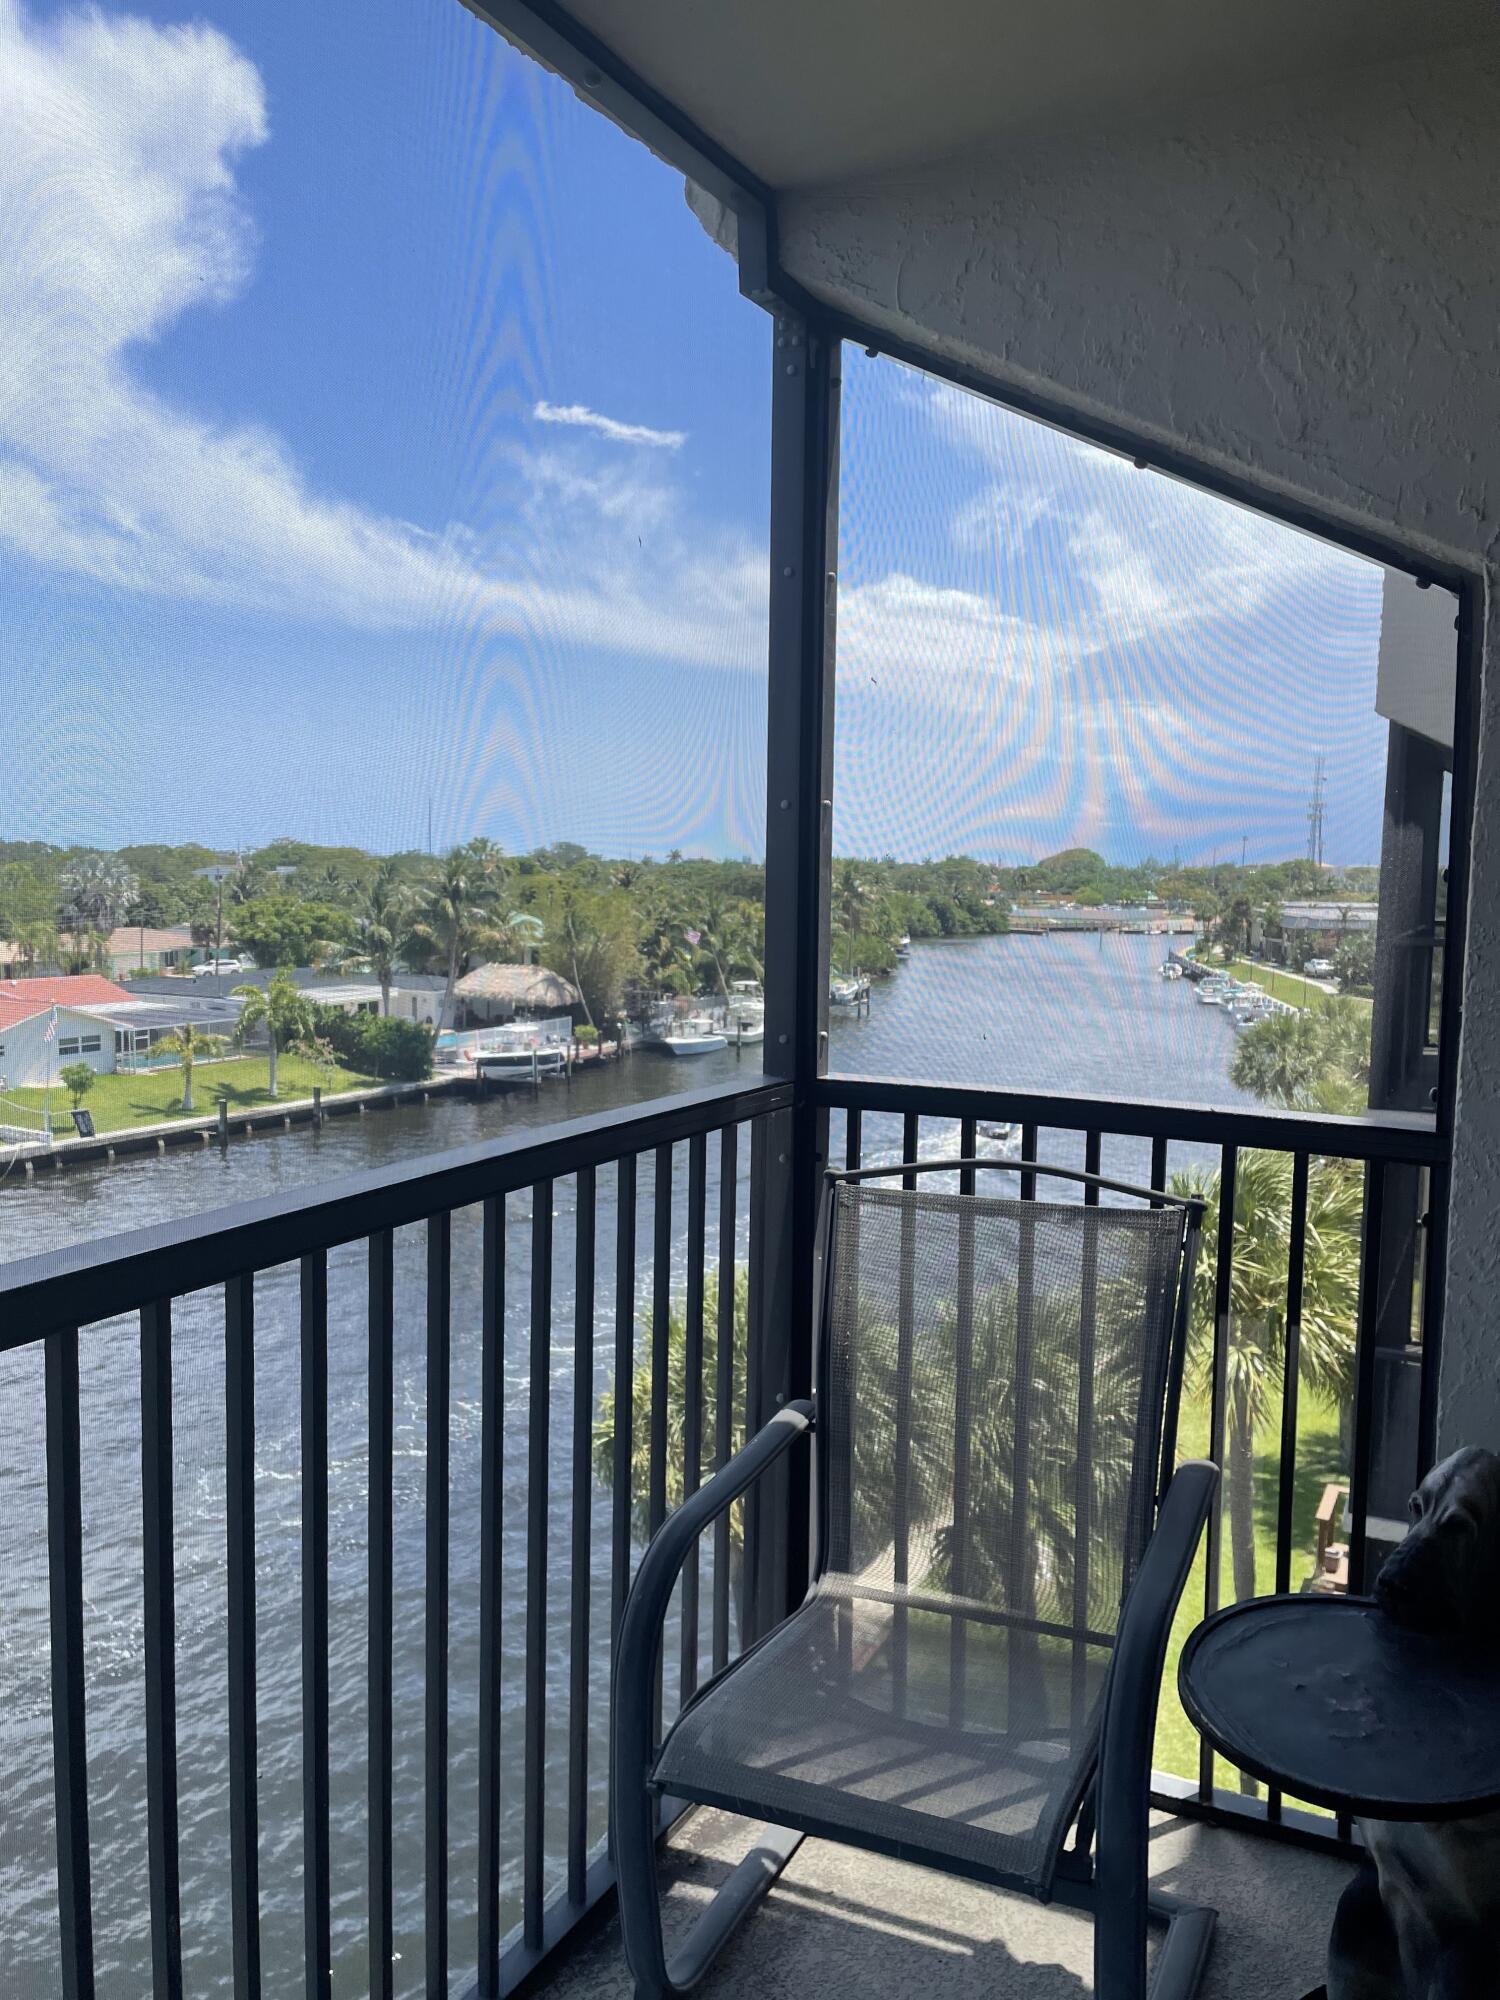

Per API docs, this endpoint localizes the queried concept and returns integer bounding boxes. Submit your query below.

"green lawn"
[8,1053,379,1134]
[1221,957,1371,1015]
[1154,1388,1344,1801]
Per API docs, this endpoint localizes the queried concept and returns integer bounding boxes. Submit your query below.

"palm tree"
[832,862,872,973]
[360,860,406,1017]
[233,970,314,1098]
[13,920,58,974]
[59,853,137,934]
[1171,1153,1363,1615]
[150,1021,225,1114]
[405,844,506,1028]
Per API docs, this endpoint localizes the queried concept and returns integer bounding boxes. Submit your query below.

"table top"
[1179,1594,1500,1821]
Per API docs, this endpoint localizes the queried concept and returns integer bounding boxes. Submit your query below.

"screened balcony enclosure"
[0,4,1489,2000]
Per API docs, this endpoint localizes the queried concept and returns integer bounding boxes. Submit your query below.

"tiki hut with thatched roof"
[452,962,582,1024]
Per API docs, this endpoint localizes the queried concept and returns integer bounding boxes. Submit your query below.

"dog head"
[1374,1445,1500,1643]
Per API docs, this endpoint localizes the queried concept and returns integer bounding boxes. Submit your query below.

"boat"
[473,1045,568,1079]
[829,975,870,1008]
[895,933,913,959]
[976,1120,1021,1152]
[1160,960,1183,980]
[724,979,765,1044]
[659,1014,728,1056]
[1196,976,1232,1005]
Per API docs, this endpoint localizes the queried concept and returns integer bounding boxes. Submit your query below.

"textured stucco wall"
[776,39,1500,1450]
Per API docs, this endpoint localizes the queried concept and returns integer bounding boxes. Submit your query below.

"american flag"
[44,1004,58,1045]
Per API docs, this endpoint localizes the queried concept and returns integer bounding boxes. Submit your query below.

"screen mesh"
[654,1180,1186,1891]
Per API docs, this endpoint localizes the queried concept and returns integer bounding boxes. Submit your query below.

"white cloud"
[532,401,686,450]
[0,1,753,666]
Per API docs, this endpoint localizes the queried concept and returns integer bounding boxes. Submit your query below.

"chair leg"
[617,1801,803,1999]
[1147,1893,1217,2000]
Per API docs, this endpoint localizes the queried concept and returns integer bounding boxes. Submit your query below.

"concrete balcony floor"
[545,1806,1346,1999]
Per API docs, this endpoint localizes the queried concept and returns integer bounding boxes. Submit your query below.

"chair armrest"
[1092,1460,1217,1997]
[612,1399,815,1751]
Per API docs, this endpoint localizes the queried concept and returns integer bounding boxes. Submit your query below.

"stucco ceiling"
[557,0,1495,189]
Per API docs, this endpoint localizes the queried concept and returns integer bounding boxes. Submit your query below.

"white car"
[193,958,246,977]
[1304,957,1336,977]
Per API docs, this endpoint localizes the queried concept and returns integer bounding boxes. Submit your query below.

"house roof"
[106,926,195,956]
[0,974,133,1011]
[453,963,581,1009]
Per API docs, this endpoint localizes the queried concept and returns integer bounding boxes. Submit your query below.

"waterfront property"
[1,8,1495,2000]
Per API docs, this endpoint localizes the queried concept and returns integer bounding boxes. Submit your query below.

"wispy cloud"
[532,401,686,450]
[0,1,747,665]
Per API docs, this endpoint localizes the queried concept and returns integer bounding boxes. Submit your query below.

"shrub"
[309,1004,434,1081]
[59,1062,96,1109]
[573,1023,599,1045]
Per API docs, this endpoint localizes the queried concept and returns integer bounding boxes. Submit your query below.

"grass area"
[869,1387,1346,1810]
[1217,956,1373,1015]
[1154,1388,1345,1797]
[6,1053,380,1134]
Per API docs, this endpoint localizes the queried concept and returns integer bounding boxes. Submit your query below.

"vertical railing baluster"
[1267,1151,1309,1824]
[368,1231,394,2000]
[950,1119,977,1724]
[1200,1147,1236,1803]
[140,1298,182,2000]
[1072,1133,1102,1734]
[46,1328,94,2000]
[1008,1123,1039,1726]
[1150,1135,1168,1204]
[649,1144,673,1738]
[681,1134,707,1708]
[225,1273,261,2000]
[1349,1160,1387,1597]
[299,1252,331,2000]
[713,1125,737,1673]
[476,1200,504,1996]
[425,1214,451,1996]
[609,1156,637,1725]
[567,1166,596,1906]
[742,1119,766,1646]
[844,1106,862,1172]
[524,1182,553,1950]
[892,1111,920,1716]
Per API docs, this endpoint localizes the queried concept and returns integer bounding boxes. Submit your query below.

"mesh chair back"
[820,1178,1188,1706]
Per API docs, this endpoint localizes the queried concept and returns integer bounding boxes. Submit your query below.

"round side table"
[1179,1593,1500,2000]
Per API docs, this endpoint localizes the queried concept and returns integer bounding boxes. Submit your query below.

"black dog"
[1327,1446,1500,2000]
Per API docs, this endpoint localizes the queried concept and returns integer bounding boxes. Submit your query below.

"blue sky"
[1,0,1403,865]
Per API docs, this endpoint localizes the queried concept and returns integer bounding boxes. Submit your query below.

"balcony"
[1,1063,1438,1998]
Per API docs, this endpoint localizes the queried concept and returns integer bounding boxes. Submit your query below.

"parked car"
[192,958,246,977]
[1304,957,1335,977]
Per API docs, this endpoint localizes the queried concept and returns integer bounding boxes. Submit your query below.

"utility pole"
[1307,755,1327,868]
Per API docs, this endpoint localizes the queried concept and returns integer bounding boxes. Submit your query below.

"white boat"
[474,1045,567,1079]
[829,975,869,1007]
[660,1013,728,1056]
[724,981,765,1044]
[1160,961,1183,980]
[895,933,913,958]
[976,1120,1021,1152]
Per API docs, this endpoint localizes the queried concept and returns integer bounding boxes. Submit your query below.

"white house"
[0,1000,114,1090]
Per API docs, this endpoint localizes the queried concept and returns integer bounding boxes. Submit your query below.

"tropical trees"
[1171,1152,1364,1616]
[359,860,406,1016]
[230,894,351,969]
[1230,999,1370,1112]
[233,971,314,1098]
[59,852,137,934]
[150,1021,225,1113]
[405,842,507,1027]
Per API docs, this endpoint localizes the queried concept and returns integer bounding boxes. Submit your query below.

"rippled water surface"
[0,933,1252,1995]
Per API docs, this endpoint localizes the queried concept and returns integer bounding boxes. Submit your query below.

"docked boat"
[474,1045,567,1079]
[829,975,870,1008]
[660,1014,729,1056]
[724,980,765,1044]
[1160,960,1183,980]
[895,933,913,959]
[1196,976,1232,1005]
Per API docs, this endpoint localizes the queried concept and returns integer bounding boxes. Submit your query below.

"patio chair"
[612,1159,1218,1999]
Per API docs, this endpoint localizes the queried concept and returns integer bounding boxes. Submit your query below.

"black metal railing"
[0,1065,1450,1996]
[820,1072,1445,1852]
[1,1075,791,2000]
